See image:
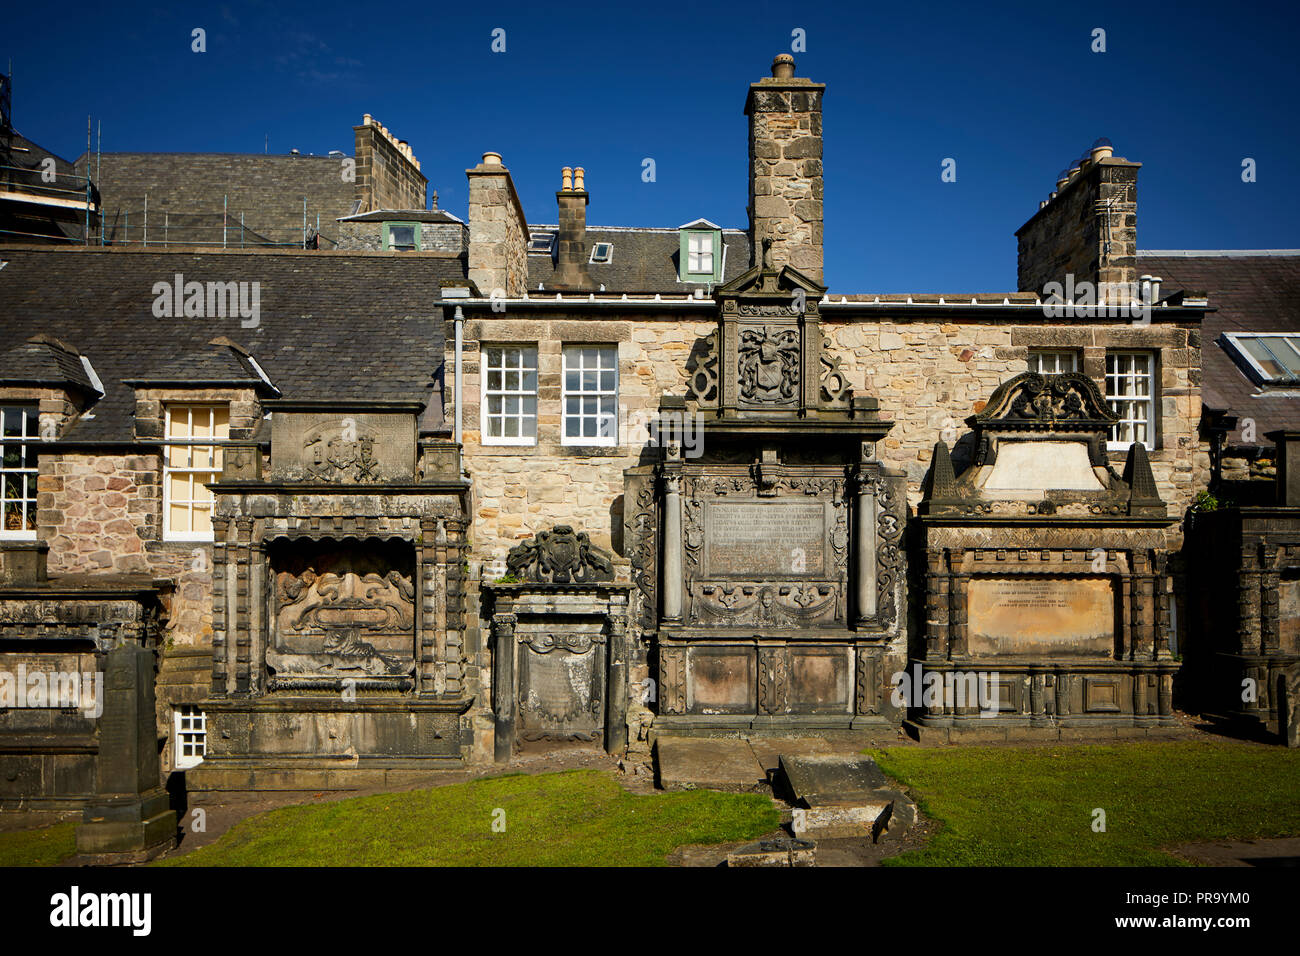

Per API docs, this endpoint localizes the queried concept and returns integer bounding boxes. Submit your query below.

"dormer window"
[1222,333,1300,386]
[589,242,613,264]
[382,222,420,252]
[678,220,723,283]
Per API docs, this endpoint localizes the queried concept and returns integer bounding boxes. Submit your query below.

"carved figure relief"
[505,525,615,583]
[303,419,380,482]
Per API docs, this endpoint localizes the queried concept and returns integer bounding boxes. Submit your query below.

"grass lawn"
[0,823,76,867]
[161,769,781,866]
[871,741,1300,866]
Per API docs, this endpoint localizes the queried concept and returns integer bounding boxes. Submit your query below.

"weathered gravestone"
[75,643,177,862]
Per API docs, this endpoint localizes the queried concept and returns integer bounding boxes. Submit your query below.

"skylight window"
[527,232,556,254]
[1222,333,1300,385]
[589,242,612,264]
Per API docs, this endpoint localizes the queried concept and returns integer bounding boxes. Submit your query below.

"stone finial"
[1123,441,1165,514]
[928,441,960,501]
[772,53,796,79]
[561,166,573,190]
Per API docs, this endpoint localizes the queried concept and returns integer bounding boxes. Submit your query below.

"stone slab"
[791,802,890,839]
[1286,667,1300,749]
[746,736,834,773]
[778,754,887,806]
[655,737,766,792]
[726,836,816,867]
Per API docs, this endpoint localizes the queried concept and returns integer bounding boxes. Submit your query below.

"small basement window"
[174,705,206,769]
[1222,333,1300,386]
[589,242,613,264]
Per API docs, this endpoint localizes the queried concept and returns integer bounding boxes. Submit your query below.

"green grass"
[871,742,1300,866]
[0,823,77,867]
[161,769,780,867]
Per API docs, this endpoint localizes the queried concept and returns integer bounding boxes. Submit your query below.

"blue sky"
[7,0,1298,291]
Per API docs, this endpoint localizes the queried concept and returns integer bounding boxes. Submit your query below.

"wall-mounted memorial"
[483,525,631,760]
[914,372,1178,734]
[625,251,908,737]
[190,400,473,793]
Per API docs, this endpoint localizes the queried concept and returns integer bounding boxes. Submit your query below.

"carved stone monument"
[188,400,474,794]
[914,372,1178,734]
[1185,430,1300,741]
[75,643,177,862]
[625,256,907,737]
[484,526,630,760]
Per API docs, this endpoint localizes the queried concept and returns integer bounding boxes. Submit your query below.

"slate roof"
[0,247,463,443]
[0,336,99,394]
[1139,250,1300,445]
[526,226,750,293]
[338,209,462,224]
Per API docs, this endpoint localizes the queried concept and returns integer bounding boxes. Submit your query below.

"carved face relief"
[738,325,800,406]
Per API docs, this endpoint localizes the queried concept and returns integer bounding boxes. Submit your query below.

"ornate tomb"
[188,400,474,793]
[625,251,908,736]
[914,372,1178,733]
[483,525,631,759]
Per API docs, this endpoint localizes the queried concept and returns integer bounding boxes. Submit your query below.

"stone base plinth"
[76,789,177,863]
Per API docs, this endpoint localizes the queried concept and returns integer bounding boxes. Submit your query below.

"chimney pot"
[562,166,573,190]
[772,53,795,79]
[482,151,503,167]
[1091,137,1114,162]
[574,166,585,191]
[362,113,372,126]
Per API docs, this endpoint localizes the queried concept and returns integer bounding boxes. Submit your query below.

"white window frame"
[1027,350,1080,374]
[526,232,556,255]
[562,345,619,447]
[1221,332,1300,385]
[0,404,39,540]
[174,705,206,769]
[163,404,229,542]
[686,232,714,275]
[589,242,613,264]
[1105,351,1156,451]
[480,346,539,446]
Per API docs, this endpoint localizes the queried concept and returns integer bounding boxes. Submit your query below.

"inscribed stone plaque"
[705,500,826,576]
[967,576,1115,657]
[1279,574,1300,655]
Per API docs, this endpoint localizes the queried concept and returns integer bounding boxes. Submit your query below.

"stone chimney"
[466,151,529,297]
[552,166,592,290]
[745,54,825,283]
[1016,138,1141,295]
[352,114,429,213]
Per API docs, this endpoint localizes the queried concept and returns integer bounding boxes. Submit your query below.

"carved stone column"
[606,595,629,755]
[210,521,229,696]
[853,468,878,625]
[492,613,517,763]
[661,470,683,622]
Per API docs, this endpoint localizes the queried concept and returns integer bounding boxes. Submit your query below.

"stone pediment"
[970,372,1118,434]
[716,257,826,301]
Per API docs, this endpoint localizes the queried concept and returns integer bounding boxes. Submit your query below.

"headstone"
[778,754,887,806]
[75,643,177,863]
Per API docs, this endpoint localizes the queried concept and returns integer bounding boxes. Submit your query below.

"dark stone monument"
[1185,431,1300,742]
[485,526,630,760]
[75,643,177,862]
